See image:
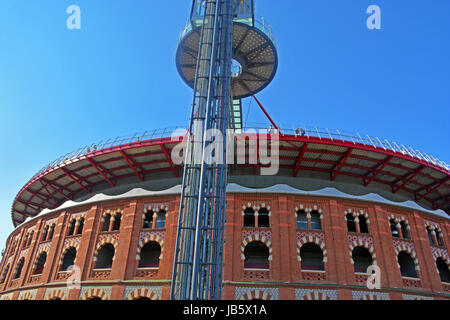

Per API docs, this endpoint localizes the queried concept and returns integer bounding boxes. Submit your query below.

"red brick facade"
[0,193,449,300]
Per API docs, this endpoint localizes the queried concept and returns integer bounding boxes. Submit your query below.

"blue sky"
[0,0,449,250]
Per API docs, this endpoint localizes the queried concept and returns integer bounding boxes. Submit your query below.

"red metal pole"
[252,95,279,132]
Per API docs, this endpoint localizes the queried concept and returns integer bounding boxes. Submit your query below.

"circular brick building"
[0,128,449,300]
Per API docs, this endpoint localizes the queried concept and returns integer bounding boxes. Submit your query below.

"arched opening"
[155,210,166,229]
[33,252,47,275]
[398,251,418,278]
[48,226,55,240]
[244,241,269,269]
[27,232,33,246]
[359,216,369,234]
[87,297,102,301]
[112,214,122,231]
[0,264,10,284]
[95,244,115,269]
[258,208,270,228]
[61,247,77,272]
[102,214,111,232]
[426,227,435,245]
[243,208,255,227]
[143,211,153,229]
[139,241,162,268]
[14,258,25,279]
[390,219,399,238]
[68,219,76,236]
[352,246,373,273]
[296,210,308,229]
[49,297,62,301]
[400,221,410,239]
[77,218,85,235]
[346,214,356,232]
[436,258,449,283]
[135,297,151,301]
[310,211,321,230]
[300,243,324,271]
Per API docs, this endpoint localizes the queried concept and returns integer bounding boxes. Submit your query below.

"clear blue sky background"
[0,0,449,251]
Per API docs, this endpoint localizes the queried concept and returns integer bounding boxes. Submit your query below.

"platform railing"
[30,123,449,181]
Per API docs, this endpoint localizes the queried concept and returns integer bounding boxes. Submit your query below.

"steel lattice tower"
[171,0,278,300]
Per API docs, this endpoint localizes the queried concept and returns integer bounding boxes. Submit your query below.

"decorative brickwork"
[123,286,162,300]
[79,286,112,300]
[18,289,38,300]
[45,287,68,300]
[352,290,390,300]
[235,287,279,300]
[295,288,338,300]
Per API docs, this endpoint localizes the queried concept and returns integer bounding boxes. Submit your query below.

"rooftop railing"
[29,123,449,181]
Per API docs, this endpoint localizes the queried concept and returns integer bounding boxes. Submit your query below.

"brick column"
[277,195,292,283]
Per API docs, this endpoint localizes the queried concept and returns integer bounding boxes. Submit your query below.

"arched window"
[50,297,62,301]
[310,211,321,230]
[135,297,151,301]
[400,221,410,239]
[352,246,372,273]
[300,243,324,271]
[95,244,115,269]
[88,297,102,301]
[155,210,166,229]
[14,258,25,279]
[0,264,10,284]
[27,231,34,246]
[68,219,76,236]
[398,251,418,278]
[390,219,399,238]
[346,214,356,232]
[243,208,255,227]
[426,227,435,245]
[436,230,444,246]
[143,211,153,229]
[296,210,308,229]
[33,252,47,275]
[436,258,450,283]
[61,247,77,272]
[112,214,122,231]
[244,241,269,269]
[48,225,55,240]
[359,216,369,234]
[102,214,111,232]
[77,218,85,235]
[258,208,270,228]
[42,226,49,241]
[138,241,161,268]
[22,234,28,248]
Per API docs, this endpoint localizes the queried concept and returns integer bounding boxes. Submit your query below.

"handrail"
[29,123,449,181]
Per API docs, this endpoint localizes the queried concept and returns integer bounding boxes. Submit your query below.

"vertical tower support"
[171,0,234,300]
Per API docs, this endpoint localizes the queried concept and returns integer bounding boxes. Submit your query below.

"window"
[138,242,161,268]
[359,216,369,234]
[61,247,77,272]
[297,210,308,229]
[243,208,256,227]
[102,214,111,232]
[143,211,153,229]
[244,241,269,269]
[76,218,85,235]
[95,244,115,269]
[400,221,410,239]
[352,246,372,273]
[436,230,444,246]
[112,214,122,231]
[68,219,76,236]
[346,214,356,232]
[14,258,25,279]
[0,264,9,284]
[436,258,450,283]
[258,208,270,228]
[48,226,55,240]
[398,251,418,278]
[300,243,324,271]
[42,226,49,241]
[310,211,321,230]
[426,227,435,245]
[33,252,47,275]
[390,219,399,238]
[155,210,166,229]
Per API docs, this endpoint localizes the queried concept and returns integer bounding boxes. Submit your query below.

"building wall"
[0,193,449,300]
